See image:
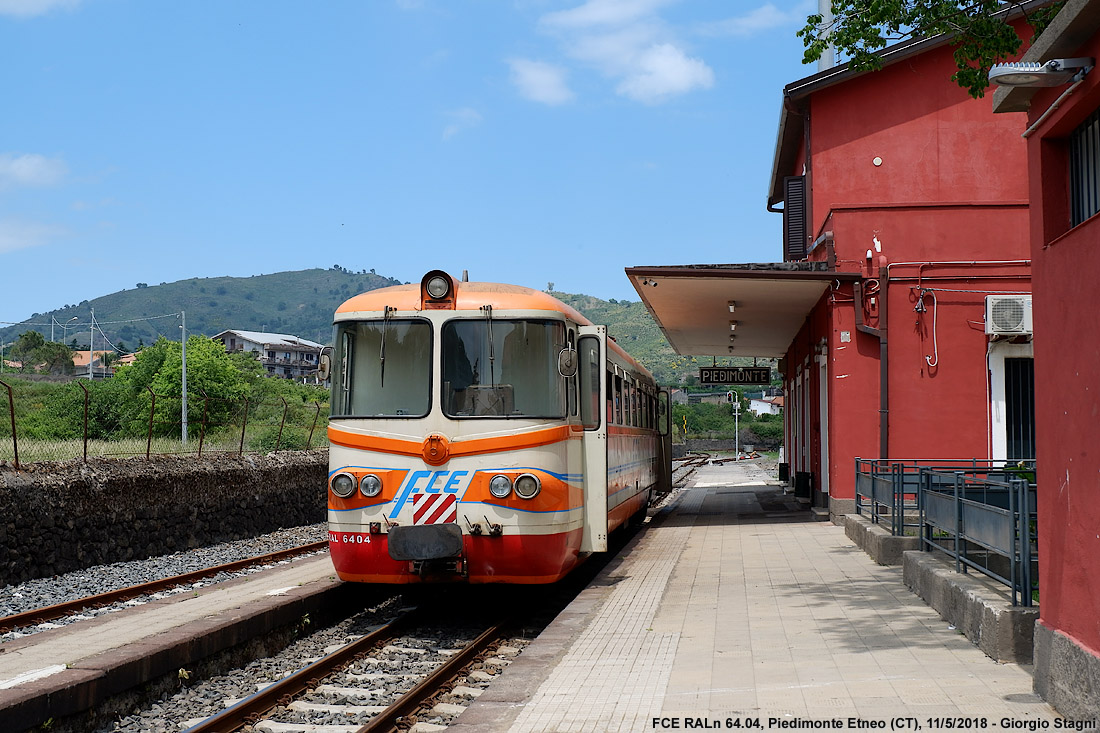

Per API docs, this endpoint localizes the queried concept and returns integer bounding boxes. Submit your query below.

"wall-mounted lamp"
[641,278,659,287]
[728,334,736,342]
[989,58,1093,87]
[729,321,738,331]
[727,301,737,313]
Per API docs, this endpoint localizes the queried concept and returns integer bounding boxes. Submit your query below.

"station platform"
[0,553,364,732]
[449,462,1058,732]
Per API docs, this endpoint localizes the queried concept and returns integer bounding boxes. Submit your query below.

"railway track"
[181,603,512,733]
[672,452,710,485]
[0,541,329,635]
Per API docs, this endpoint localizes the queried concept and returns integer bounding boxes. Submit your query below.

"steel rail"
[357,620,507,733]
[182,611,419,733]
[0,541,329,634]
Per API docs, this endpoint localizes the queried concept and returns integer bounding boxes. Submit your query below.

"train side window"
[606,371,614,424]
[628,380,636,427]
[579,336,601,430]
[633,383,640,427]
[614,374,623,425]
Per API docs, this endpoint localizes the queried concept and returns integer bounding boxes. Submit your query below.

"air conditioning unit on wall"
[985,295,1033,336]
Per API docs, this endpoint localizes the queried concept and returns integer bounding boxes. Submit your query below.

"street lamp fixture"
[52,316,78,342]
[988,58,1093,87]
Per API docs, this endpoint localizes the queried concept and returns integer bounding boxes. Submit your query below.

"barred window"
[1070,106,1100,227]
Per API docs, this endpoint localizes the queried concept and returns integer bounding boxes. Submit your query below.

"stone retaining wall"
[0,450,328,585]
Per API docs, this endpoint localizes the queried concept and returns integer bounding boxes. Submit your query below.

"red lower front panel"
[329,528,583,584]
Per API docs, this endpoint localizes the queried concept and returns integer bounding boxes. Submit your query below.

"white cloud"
[0,218,65,254]
[442,107,483,140]
[508,58,574,105]
[697,2,811,37]
[535,0,714,104]
[0,0,80,17]
[0,153,68,189]
[615,43,713,104]
[540,0,676,30]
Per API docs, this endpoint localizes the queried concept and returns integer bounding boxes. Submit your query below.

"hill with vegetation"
[3,268,770,386]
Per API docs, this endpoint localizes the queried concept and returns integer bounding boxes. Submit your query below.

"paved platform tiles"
[451,462,1057,732]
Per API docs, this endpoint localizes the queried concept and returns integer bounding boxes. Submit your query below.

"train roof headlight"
[360,474,383,497]
[331,472,356,499]
[515,473,541,500]
[426,275,451,299]
[489,474,513,499]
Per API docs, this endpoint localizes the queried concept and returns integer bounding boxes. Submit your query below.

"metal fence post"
[276,398,288,451]
[1009,475,1019,606]
[0,380,17,470]
[197,390,210,458]
[954,472,963,574]
[307,402,321,448]
[145,387,156,460]
[239,398,250,456]
[79,381,90,463]
[920,468,930,551]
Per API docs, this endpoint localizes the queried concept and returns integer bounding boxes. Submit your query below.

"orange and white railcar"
[325,270,672,584]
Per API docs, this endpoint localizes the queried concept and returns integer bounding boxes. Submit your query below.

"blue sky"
[2,0,818,323]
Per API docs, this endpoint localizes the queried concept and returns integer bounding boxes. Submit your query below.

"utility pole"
[88,308,94,380]
[181,310,188,445]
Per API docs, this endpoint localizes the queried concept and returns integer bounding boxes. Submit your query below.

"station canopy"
[625,264,861,358]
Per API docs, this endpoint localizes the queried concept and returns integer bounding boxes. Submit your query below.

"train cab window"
[566,329,577,417]
[578,336,601,430]
[331,319,432,418]
[442,319,566,418]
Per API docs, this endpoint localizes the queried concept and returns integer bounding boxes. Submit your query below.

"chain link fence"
[0,377,328,468]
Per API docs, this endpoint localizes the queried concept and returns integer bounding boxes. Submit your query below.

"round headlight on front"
[360,474,382,497]
[331,472,356,498]
[489,474,513,498]
[426,276,450,299]
[515,473,541,499]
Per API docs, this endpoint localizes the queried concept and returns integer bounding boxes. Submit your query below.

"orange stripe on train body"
[328,424,577,459]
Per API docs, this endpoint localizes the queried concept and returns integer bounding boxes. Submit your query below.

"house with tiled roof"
[213,330,323,380]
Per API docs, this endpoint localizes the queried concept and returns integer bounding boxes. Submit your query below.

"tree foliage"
[798,1,1064,97]
[7,331,74,375]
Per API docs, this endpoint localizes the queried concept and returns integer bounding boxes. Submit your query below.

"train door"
[577,326,608,553]
[657,389,672,494]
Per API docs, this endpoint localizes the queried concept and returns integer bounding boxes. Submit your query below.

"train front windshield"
[331,317,566,419]
[331,319,433,417]
[442,319,565,418]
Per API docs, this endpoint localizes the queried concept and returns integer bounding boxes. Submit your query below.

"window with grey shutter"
[783,175,807,261]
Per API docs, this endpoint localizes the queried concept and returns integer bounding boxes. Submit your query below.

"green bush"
[250,426,309,452]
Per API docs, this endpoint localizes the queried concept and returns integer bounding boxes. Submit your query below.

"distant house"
[72,350,117,379]
[749,395,783,417]
[213,330,323,381]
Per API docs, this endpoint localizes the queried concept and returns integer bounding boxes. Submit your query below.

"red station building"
[991,0,1100,716]
[629,19,1036,519]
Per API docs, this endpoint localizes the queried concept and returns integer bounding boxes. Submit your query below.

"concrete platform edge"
[843,513,920,565]
[1033,619,1100,720]
[0,576,364,732]
[902,549,1038,663]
